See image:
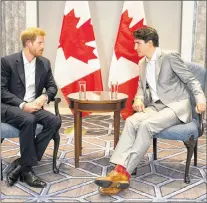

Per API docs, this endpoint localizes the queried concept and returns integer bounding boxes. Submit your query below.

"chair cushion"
[1,123,43,139]
[154,119,199,141]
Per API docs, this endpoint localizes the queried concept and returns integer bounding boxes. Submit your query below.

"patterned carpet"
[1,115,206,202]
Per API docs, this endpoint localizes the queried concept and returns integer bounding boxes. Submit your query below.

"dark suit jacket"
[1,51,58,121]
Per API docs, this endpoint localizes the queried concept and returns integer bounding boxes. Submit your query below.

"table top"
[67,91,128,103]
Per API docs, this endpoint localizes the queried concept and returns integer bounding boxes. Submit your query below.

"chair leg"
[131,137,157,177]
[193,141,198,166]
[1,160,3,181]
[1,138,4,180]
[153,138,157,160]
[131,168,137,176]
[183,135,196,184]
[53,133,60,174]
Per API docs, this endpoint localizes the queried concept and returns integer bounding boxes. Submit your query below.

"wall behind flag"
[38,1,182,107]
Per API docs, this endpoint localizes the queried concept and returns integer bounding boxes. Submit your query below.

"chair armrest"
[49,97,61,118]
[198,113,204,137]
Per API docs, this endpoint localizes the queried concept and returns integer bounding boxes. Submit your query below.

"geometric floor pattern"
[1,115,206,202]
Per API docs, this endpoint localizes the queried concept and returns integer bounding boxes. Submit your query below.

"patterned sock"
[114,165,131,180]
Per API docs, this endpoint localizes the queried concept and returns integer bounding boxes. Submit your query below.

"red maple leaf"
[58,9,97,63]
[114,10,146,64]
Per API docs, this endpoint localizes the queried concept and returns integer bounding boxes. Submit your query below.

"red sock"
[114,165,131,179]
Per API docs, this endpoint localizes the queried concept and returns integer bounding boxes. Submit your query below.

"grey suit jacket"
[134,48,206,123]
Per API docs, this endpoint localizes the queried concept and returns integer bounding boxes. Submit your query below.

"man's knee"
[140,120,150,130]
[23,114,37,126]
[125,115,138,129]
[48,115,61,131]
[139,120,154,139]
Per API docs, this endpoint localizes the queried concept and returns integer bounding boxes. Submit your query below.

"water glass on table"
[79,81,86,100]
[110,81,118,99]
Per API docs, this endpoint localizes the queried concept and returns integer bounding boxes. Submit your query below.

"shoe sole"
[99,189,124,195]
[20,176,47,188]
[95,180,112,188]
[111,181,129,189]
[95,180,129,189]
[20,179,46,188]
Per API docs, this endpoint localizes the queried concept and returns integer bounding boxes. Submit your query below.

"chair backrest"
[185,62,206,120]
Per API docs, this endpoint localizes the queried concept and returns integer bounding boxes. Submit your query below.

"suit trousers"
[110,101,182,174]
[4,106,61,167]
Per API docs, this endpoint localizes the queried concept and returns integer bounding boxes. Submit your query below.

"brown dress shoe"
[99,187,124,195]
[95,170,129,189]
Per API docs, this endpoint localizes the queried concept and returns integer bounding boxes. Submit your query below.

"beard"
[30,48,44,57]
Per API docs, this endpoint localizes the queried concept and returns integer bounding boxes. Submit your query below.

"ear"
[148,40,153,47]
[25,40,32,47]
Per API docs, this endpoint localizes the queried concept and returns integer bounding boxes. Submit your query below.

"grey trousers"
[110,101,182,174]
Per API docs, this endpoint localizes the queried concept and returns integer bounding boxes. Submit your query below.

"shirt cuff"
[19,102,26,110]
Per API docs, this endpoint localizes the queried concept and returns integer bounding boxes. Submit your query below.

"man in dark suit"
[1,27,61,188]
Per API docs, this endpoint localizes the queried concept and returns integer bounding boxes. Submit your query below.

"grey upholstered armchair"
[132,62,206,184]
[1,97,61,180]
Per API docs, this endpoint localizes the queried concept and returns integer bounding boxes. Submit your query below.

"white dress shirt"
[145,48,160,103]
[22,51,36,103]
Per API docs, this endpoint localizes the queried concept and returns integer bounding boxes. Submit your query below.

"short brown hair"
[20,27,46,47]
[133,27,159,47]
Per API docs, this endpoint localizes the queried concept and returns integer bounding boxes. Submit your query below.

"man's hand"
[23,103,41,113]
[195,103,206,114]
[132,98,145,112]
[32,95,48,109]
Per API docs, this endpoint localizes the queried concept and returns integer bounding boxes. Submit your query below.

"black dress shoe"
[6,158,21,186]
[6,158,20,175]
[19,171,47,188]
[6,164,22,186]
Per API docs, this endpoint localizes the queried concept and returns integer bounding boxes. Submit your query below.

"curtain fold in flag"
[108,1,146,120]
[54,1,103,117]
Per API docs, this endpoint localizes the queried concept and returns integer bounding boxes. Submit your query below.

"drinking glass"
[78,81,86,100]
[110,81,118,99]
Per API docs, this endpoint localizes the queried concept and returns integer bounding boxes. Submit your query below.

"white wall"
[38,1,182,107]
[143,1,182,51]
[180,1,195,61]
[26,1,37,27]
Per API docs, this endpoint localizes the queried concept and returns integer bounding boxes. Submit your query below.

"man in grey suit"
[95,27,206,195]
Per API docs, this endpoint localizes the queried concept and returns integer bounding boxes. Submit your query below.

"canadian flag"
[108,1,146,120]
[54,1,103,116]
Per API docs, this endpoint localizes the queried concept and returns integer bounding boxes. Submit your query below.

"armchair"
[132,62,206,184]
[1,97,61,180]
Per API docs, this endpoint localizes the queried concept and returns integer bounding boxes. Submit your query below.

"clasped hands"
[23,95,48,113]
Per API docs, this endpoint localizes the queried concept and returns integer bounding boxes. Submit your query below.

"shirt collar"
[22,51,36,65]
[145,47,159,63]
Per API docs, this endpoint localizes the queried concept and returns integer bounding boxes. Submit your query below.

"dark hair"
[133,27,159,47]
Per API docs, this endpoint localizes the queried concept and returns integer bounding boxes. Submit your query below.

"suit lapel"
[155,48,163,81]
[35,57,44,95]
[140,48,163,91]
[140,59,147,92]
[16,52,25,87]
